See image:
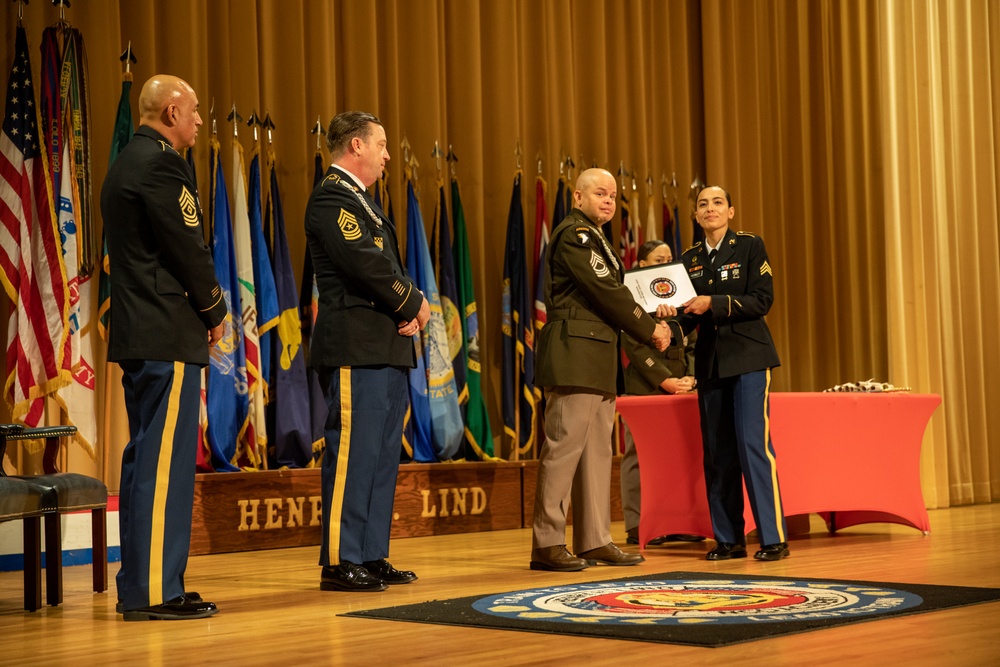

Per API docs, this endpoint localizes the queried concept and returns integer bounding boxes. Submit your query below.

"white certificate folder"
[624,261,697,312]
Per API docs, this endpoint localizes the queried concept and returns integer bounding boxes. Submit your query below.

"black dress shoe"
[364,559,417,584]
[706,542,748,561]
[321,562,388,592]
[122,595,218,621]
[754,542,790,561]
[117,591,201,614]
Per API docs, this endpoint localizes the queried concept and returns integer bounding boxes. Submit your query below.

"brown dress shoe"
[530,545,589,571]
[577,543,645,566]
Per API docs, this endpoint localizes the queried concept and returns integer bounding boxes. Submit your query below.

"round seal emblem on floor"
[472,578,924,625]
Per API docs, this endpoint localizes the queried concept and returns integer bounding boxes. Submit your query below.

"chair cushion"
[14,473,108,511]
[0,478,51,521]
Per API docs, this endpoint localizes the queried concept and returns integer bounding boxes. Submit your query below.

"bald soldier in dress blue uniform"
[672,186,789,562]
[305,111,430,592]
[102,75,226,620]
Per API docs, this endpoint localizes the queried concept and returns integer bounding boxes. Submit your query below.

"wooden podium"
[190,458,626,556]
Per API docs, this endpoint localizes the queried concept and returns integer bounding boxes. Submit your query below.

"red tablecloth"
[616,392,941,547]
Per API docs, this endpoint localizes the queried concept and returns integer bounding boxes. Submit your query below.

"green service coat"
[535,208,658,395]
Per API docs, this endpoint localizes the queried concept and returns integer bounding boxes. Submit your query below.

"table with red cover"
[616,393,941,547]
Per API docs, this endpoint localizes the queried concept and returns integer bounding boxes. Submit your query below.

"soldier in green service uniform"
[530,168,672,572]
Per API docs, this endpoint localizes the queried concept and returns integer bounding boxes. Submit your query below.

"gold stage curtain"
[1,0,997,507]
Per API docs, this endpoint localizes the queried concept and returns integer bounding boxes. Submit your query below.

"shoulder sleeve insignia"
[577,231,590,244]
[338,209,362,241]
[760,260,772,276]
[589,249,609,277]
[178,185,200,227]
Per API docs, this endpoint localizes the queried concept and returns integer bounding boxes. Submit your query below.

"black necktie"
[709,249,717,269]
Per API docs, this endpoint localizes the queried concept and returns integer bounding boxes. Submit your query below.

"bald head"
[575,168,615,194]
[139,75,192,120]
[138,75,202,150]
[573,168,617,224]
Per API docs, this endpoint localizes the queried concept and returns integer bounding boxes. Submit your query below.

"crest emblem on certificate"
[650,277,677,299]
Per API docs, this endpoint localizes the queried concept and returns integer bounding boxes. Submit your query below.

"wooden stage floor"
[2,503,998,665]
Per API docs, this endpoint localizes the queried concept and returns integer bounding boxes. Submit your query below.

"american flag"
[0,26,70,424]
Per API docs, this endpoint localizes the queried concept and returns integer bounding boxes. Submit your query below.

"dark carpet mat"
[343,570,1000,647]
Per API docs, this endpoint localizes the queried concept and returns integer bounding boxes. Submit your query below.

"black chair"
[0,476,54,611]
[0,424,108,607]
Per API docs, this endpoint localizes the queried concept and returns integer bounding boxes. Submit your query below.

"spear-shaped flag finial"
[311,116,324,152]
[119,41,137,77]
[446,145,458,177]
[400,135,412,166]
[432,140,444,175]
[246,109,261,143]
[227,103,242,138]
[262,113,275,146]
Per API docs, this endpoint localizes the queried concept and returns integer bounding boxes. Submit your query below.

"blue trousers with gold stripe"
[319,365,408,567]
[117,360,201,611]
[698,369,787,547]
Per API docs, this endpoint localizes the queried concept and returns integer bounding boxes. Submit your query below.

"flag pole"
[103,40,139,485]
[512,141,521,461]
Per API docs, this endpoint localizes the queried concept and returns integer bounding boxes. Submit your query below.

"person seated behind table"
[620,240,702,546]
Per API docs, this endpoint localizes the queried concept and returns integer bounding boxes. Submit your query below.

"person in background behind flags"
[305,111,429,592]
[530,168,672,572]
[101,75,226,621]
[670,185,788,562]
[620,239,702,546]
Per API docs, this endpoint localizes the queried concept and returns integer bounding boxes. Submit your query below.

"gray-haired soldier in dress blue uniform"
[102,75,226,620]
[305,111,430,592]
[671,186,789,562]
